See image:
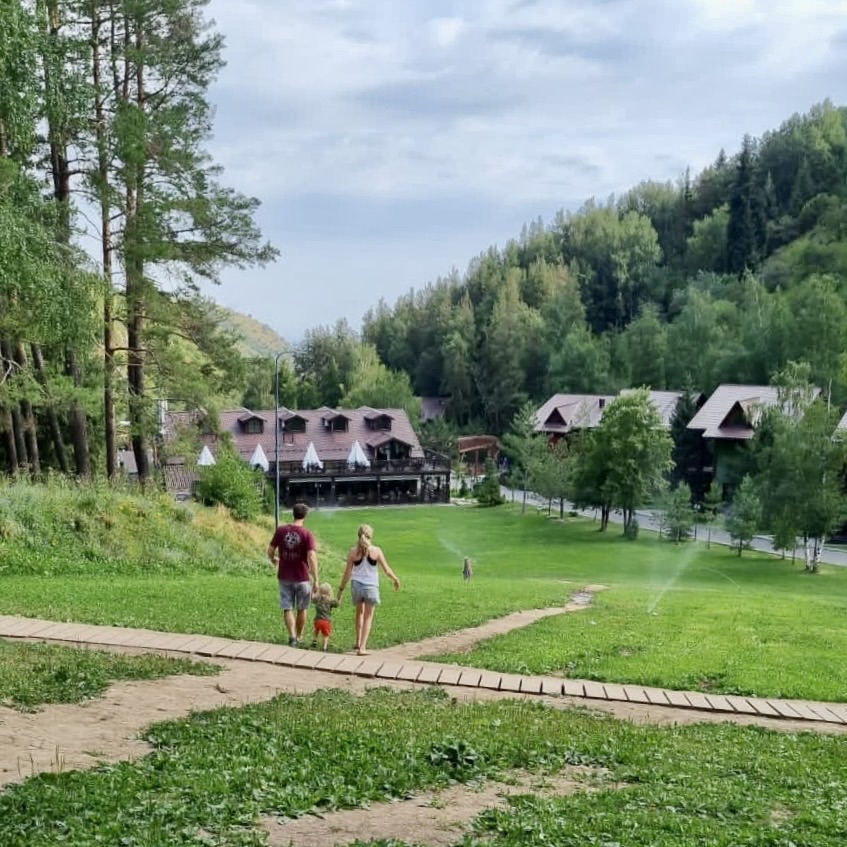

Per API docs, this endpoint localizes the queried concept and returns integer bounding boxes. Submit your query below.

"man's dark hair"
[292,502,309,520]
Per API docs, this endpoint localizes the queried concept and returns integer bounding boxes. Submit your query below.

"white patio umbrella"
[301,441,324,470]
[197,445,216,466]
[346,440,370,469]
[249,443,269,472]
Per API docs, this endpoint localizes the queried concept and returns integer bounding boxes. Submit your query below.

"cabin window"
[286,417,306,433]
[331,418,348,432]
[377,416,391,431]
[245,419,263,434]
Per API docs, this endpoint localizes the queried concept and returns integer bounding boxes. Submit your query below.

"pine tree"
[669,384,703,493]
[727,136,759,275]
[100,0,276,482]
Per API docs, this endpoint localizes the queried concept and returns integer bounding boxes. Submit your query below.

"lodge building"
[162,406,451,507]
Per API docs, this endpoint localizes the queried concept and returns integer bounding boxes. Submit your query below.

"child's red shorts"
[314,619,332,637]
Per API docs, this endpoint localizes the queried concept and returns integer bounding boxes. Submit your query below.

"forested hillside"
[2,0,846,485]
[359,101,847,432]
[215,307,288,359]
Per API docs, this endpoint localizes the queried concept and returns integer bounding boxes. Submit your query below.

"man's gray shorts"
[279,580,312,611]
[351,580,380,606]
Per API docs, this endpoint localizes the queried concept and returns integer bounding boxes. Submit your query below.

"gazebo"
[456,435,501,476]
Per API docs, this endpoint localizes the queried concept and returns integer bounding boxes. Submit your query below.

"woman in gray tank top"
[337,524,401,656]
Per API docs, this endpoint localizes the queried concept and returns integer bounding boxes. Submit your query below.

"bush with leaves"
[664,485,695,542]
[474,458,505,507]
[195,448,265,521]
[726,475,761,556]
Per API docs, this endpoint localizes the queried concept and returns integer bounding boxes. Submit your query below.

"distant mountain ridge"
[215,306,289,358]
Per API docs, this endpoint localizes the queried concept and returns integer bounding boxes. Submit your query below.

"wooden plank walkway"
[1,615,844,726]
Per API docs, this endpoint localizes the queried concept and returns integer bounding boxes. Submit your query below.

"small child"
[463,557,473,581]
[311,583,339,651]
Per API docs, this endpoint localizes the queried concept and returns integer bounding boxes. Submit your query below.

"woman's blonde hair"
[357,524,374,555]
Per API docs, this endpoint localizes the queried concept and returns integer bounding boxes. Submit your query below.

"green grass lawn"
[0,641,216,710]
[1,687,846,846]
[3,504,847,700]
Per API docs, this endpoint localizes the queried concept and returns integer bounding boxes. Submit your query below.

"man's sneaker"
[288,637,299,648]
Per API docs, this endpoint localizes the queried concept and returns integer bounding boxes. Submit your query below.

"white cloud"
[202,0,847,338]
[428,16,466,48]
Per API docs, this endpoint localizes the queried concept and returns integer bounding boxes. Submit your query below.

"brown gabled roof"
[537,389,701,434]
[365,432,413,449]
[534,394,615,433]
[362,408,394,422]
[237,411,268,424]
[619,389,693,428]
[688,384,821,439]
[320,408,350,422]
[165,406,424,466]
[457,435,500,454]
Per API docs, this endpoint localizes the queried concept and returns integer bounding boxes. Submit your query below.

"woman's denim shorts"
[351,580,380,606]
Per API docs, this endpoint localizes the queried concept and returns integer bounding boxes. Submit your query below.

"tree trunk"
[13,343,40,476]
[521,470,527,514]
[707,527,711,548]
[42,0,90,478]
[1,409,18,475]
[559,498,564,519]
[65,349,91,477]
[31,343,69,473]
[127,296,150,483]
[125,19,150,485]
[807,536,823,573]
[91,4,117,480]
[803,534,813,572]
[1,340,28,470]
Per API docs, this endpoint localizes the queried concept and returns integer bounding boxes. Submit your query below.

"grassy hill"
[215,306,289,359]
[0,478,275,576]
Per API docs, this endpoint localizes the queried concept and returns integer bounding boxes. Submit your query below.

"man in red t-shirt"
[268,502,319,646]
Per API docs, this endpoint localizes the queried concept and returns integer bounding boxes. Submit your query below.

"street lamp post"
[273,350,288,528]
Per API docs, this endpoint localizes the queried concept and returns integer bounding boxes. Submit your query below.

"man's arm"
[308,549,319,588]
[267,542,277,566]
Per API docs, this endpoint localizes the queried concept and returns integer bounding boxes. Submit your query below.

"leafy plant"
[2,688,847,845]
[0,641,216,710]
[195,448,265,521]
[474,458,505,507]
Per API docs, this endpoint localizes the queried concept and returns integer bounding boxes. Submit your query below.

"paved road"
[500,486,847,568]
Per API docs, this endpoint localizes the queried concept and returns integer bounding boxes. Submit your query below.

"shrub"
[195,449,264,521]
[623,518,640,540]
[474,459,505,507]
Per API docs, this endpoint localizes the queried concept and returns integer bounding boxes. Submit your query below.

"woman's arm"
[375,547,401,591]
[337,550,355,597]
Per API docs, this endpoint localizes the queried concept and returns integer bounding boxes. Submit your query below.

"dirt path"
[2,646,842,790]
[1,582,844,790]
[373,585,608,661]
[261,768,610,847]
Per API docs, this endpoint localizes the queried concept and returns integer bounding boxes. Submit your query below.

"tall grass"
[0,476,271,575]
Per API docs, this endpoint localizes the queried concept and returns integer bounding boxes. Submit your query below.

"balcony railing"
[271,456,451,477]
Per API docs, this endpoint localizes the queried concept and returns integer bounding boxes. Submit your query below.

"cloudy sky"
[203,0,847,342]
